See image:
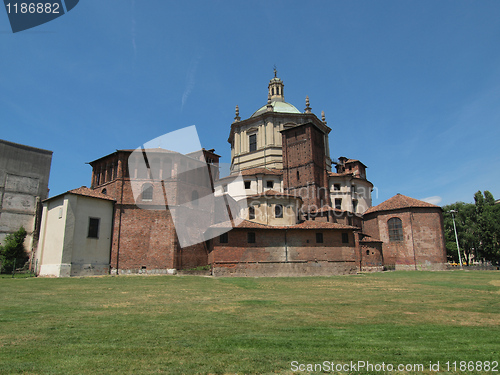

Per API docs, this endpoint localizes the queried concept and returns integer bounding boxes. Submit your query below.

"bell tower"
[268,67,285,102]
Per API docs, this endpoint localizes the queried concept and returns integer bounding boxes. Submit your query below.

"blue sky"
[1,0,499,207]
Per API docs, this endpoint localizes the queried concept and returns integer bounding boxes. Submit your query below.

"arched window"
[142,183,153,201]
[248,206,255,220]
[388,217,403,242]
[275,204,283,218]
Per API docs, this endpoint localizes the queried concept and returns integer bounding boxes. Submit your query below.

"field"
[0,271,498,374]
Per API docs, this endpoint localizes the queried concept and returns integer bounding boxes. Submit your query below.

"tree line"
[442,191,500,265]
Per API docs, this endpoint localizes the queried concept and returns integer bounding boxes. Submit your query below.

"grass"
[0,271,498,374]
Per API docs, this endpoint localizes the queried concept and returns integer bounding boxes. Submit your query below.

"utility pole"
[449,210,463,268]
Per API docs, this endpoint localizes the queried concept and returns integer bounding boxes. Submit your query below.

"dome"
[251,100,301,118]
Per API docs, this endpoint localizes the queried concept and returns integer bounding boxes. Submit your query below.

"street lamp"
[448,210,463,268]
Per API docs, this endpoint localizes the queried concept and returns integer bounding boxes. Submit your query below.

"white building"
[35,187,114,277]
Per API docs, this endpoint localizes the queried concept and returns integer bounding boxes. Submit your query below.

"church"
[34,72,447,277]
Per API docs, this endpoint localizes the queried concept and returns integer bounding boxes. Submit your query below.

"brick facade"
[89,148,218,274]
[209,224,358,276]
[282,123,331,211]
[363,195,447,270]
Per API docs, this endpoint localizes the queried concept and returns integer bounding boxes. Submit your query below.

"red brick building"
[89,148,220,274]
[35,72,448,277]
[362,194,447,270]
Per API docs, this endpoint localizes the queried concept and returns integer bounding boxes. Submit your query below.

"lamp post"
[449,210,463,268]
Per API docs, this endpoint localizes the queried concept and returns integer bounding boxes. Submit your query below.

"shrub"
[0,227,28,274]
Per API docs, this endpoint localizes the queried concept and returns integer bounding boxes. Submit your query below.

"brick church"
[35,72,447,277]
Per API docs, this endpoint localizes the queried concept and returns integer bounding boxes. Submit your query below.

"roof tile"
[364,194,440,215]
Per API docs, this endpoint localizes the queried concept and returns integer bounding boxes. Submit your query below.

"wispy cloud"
[421,196,442,205]
[181,54,202,110]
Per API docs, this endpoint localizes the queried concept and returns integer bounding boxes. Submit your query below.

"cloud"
[421,196,442,205]
[181,54,202,110]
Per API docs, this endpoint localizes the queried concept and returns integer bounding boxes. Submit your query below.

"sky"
[1,0,500,207]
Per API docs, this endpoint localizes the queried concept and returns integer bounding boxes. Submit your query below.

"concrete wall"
[36,196,66,276]
[0,139,52,254]
[69,195,114,276]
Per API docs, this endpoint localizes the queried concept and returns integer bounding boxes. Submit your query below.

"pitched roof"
[208,219,357,231]
[68,187,116,201]
[363,194,440,215]
[44,186,116,203]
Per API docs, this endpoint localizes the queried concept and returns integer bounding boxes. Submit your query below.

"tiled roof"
[363,194,440,215]
[359,234,382,243]
[208,219,357,231]
[44,186,116,203]
[68,187,116,201]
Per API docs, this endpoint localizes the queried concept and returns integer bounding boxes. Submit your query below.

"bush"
[0,227,28,274]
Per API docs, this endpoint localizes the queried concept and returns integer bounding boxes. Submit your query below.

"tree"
[442,191,500,265]
[475,191,500,265]
[442,201,478,264]
[0,227,28,273]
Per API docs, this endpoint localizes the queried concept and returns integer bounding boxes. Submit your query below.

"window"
[316,232,323,243]
[249,206,255,220]
[244,180,251,189]
[275,204,283,218]
[388,217,403,242]
[342,232,349,244]
[219,232,228,244]
[142,183,153,200]
[296,170,300,180]
[335,198,342,210]
[366,250,370,256]
[88,218,100,238]
[101,188,107,195]
[248,232,256,243]
[266,180,273,189]
[334,184,341,191]
[249,134,257,152]
[352,200,358,213]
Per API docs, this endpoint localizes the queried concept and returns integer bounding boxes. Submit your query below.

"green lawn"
[0,271,498,374]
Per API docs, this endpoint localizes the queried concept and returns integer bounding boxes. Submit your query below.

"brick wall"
[210,227,357,276]
[91,151,212,274]
[282,123,330,210]
[363,207,447,270]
